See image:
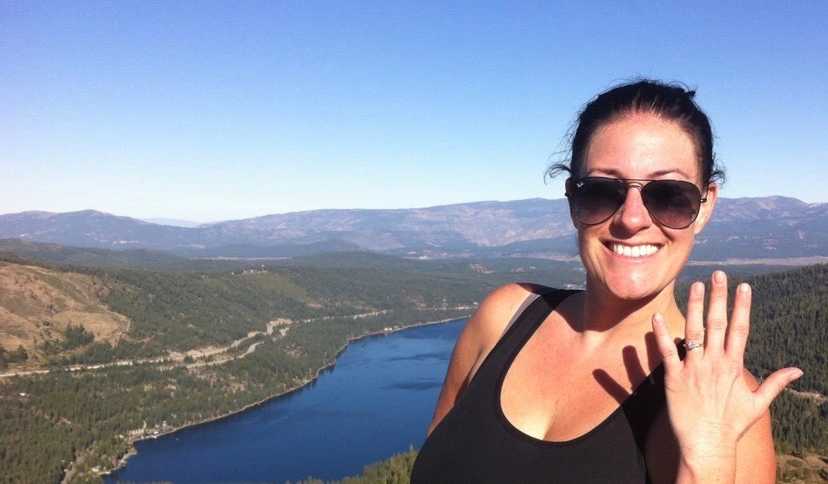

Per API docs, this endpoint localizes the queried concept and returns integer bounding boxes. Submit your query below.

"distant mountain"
[0,239,254,272]
[0,210,200,250]
[2,197,827,260]
[196,198,574,255]
[695,196,828,259]
[141,217,203,228]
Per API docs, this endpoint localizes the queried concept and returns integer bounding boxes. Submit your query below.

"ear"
[692,183,718,235]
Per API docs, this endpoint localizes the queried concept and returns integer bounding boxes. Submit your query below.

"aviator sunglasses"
[565,176,708,229]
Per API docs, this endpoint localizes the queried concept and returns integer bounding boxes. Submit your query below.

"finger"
[754,368,804,410]
[652,313,681,373]
[684,281,705,361]
[704,271,728,355]
[725,283,751,361]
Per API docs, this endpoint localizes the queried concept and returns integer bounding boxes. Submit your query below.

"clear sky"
[3,1,827,222]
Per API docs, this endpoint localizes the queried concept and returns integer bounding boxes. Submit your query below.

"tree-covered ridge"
[0,256,504,366]
[7,251,600,368]
[742,264,828,456]
[1,308,471,483]
[294,448,418,484]
[744,263,828,395]
[95,264,496,354]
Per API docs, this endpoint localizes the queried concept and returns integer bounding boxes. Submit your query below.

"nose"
[612,185,653,234]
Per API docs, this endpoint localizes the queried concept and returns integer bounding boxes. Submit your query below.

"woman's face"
[576,112,718,301]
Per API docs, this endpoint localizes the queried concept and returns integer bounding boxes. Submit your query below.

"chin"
[581,238,684,303]
[595,270,670,302]
[605,281,658,302]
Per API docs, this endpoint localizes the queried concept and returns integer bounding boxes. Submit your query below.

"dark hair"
[547,79,725,186]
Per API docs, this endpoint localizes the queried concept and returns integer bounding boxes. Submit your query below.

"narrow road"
[786,387,827,404]
[0,306,473,379]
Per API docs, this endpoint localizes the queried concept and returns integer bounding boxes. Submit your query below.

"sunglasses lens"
[569,178,626,225]
[642,180,702,229]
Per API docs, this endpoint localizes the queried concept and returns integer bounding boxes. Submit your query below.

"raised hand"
[651,271,803,483]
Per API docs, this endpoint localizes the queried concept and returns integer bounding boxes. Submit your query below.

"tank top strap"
[509,285,578,343]
[465,286,579,396]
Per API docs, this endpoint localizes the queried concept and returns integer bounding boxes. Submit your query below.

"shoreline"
[99,315,469,480]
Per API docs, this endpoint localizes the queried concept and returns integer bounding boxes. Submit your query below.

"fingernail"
[714,271,725,283]
[793,369,804,379]
[739,283,750,294]
[652,313,664,324]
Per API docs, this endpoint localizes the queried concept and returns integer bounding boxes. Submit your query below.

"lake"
[106,319,465,483]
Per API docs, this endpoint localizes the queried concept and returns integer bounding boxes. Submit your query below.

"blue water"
[107,319,465,483]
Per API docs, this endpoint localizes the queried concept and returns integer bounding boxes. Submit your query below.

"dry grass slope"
[777,453,828,483]
[0,261,129,362]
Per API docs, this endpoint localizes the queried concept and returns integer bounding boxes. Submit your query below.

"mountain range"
[2,196,827,260]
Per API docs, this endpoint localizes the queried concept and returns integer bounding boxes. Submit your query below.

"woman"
[411,80,802,483]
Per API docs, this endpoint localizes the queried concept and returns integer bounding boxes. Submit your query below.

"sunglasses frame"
[565,176,708,229]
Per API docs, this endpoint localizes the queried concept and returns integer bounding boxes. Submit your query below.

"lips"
[603,241,662,258]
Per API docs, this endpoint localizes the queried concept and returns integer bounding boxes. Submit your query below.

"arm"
[426,283,532,436]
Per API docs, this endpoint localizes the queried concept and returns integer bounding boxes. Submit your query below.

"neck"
[577,279,685,345]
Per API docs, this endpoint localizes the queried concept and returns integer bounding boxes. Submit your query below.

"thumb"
[754,368,804,409]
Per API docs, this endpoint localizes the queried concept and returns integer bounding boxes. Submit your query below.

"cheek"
[576,228,596,255]
[668,229,696,254]
[576,229,607,270]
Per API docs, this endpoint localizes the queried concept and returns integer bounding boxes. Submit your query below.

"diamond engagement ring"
[683,340,704,351]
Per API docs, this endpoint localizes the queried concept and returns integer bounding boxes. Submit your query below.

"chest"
[498,317,662,443]
[412,291,678,484]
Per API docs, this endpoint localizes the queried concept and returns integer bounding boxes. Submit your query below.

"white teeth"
[611,243,659,258]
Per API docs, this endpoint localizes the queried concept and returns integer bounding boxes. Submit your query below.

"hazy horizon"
[2,192,824,225]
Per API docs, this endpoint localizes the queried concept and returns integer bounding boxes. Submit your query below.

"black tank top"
[411,287,666,483]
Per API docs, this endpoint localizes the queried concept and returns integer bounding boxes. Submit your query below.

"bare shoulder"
[425,282,537,436]
[446,282,538,386]
[465,282,539,350]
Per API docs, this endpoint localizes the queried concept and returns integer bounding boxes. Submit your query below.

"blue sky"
[3,1,827,222]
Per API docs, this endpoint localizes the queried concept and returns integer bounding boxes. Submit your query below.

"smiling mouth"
[603,241,663,258]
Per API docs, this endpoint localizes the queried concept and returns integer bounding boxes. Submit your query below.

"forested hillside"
[0,263,494,482]
[0,256,825,483]
[0,255,533,483]
[746,264,828,457]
